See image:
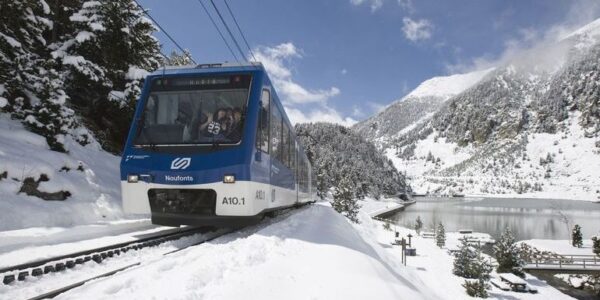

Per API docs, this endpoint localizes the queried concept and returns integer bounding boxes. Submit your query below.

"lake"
[389,197,600,241]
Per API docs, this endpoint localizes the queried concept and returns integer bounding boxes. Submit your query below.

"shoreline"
[412,193,600,203]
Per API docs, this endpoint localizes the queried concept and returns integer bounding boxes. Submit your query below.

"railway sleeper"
[3,274,15,285]
[92,254,102,263]
[55,262,66,272]
[66,260,75,268]
[44,265,55,274]
[17,271,28,281]
[31,268,43,277]
[1,231,194,286]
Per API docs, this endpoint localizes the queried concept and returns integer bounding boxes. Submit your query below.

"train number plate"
[222,197,245,205]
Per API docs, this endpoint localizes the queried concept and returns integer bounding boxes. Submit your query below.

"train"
[120,62,316,227]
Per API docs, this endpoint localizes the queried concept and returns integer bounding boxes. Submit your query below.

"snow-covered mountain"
[353,68,493,149]
[356,19,600,201]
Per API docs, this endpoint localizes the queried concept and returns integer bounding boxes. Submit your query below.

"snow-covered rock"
[0,114,126,231]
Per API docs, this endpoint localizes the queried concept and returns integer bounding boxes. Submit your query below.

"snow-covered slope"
[407,68,494,99]
[353,68,493,148]
[51,203,439,300]
[0,114,126,231]
[359,18,600,201]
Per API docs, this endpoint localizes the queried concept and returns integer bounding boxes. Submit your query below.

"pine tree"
[463,279,488,298]
[0,0,47,116]
[0,0,79,151]
[592,236,600,256]
[572,224,583,248]
[24,58,76,152]
[494,227,524,276]
[332,176,361,223]
[414,216,423,235]
[164,49,193,66]
[453,237,492,279]
[55,0,161,152]
[436,222,446,248]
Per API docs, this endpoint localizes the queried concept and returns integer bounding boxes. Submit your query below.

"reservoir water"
[390,197,600,240]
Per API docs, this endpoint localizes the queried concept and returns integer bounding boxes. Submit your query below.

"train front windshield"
[134,74,251,146]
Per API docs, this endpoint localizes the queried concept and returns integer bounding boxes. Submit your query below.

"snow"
[39,0,51,14]
[125,66,149,80]
[520,239,597,256]
[0,32,22,48]
[0,195,579,299]
[51,203,438,300]
[0,114,127,231]
[75,31,94,43]
[387,113,600,200]
[0,97,7,108]
[561,18,600,41]
[406,68,493,99]
[386,132,473,180]
[359,200,574,300]
[359,197,405,217]
[0,219,167,268]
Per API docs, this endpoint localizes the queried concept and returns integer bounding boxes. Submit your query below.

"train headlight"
[223,175,235,184]
[127,174,139,183]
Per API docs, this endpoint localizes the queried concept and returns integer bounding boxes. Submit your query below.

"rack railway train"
[120,62,316,226]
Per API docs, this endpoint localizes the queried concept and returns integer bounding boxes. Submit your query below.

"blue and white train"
[120,62,316,227]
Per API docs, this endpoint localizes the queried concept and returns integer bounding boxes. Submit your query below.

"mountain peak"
[406,67,494,100]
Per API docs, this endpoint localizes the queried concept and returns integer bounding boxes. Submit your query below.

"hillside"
[296,122,409,199]
[356,19,600,201]
[0,114,124,231]
[353,68,493,149]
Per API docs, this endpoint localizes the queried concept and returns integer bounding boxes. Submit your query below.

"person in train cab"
[224,108,234,133]
[226,107,243,142]
[204,108,227,138]
[191,109,211,141]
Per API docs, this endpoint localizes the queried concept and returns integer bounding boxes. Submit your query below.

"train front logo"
[170,157,191,170]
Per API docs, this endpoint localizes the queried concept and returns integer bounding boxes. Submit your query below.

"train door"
[257,87,271,206]
[295,142,299,203]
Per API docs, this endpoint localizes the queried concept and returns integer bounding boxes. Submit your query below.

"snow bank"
[520,239,597,256]
[0,114,127,231]
[57,203,438,300]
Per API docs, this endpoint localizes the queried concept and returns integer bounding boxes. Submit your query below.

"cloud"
[341,68,348,75]
[445,0,600,74]
[350,0,383,12]
[402,17,433,42]
[397,0,415,14]
[367,101,386,114]
[253,43,340,105]
[254,42,353,126]
[286,106,357,127]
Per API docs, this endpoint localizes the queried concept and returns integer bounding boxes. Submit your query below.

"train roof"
[149,62,265,76]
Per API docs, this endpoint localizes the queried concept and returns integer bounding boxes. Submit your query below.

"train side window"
[292,143,297,178]
[282,123,290,167]
[257,89,270,153]
[271,104,282,161]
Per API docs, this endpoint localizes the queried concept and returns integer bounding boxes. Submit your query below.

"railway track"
[0,226,210,286]
[3,206,304,299]
[20,227,235,300]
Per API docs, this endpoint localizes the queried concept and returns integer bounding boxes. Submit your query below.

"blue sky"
[139,0,600,126]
